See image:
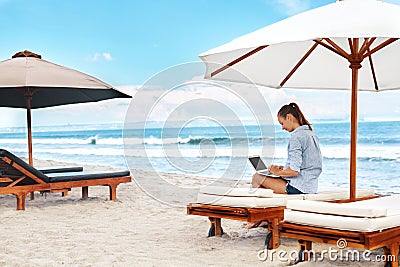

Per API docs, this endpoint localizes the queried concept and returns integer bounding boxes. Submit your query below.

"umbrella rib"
[280,42,319,87]
[367,48,379,91]
[76,88,98,101]
[313,39,348,59]
[363,38,399,59]
[325,38,349,58]
[348,38,355,55]
[359,38,376,56]
[210,45,268,77]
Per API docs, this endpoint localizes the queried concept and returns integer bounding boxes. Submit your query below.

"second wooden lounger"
[280,195,400,266]
[0,149,132,210]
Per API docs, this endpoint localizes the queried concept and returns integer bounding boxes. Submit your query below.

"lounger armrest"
[38,166,84,174]
[47,170,131,182]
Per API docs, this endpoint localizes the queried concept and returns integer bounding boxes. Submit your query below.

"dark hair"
[278,103,312,130]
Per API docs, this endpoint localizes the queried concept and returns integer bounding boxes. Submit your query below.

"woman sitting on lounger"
[252,102,322,194]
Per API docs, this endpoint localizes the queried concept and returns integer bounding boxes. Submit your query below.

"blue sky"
[1,0,400,127]
[0,0,334,86]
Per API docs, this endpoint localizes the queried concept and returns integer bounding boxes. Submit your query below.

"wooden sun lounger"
[187,194,378,250]
[279,222,400,266]
[0,149,131,210]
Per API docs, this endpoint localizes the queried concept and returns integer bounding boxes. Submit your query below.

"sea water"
[1,121,399,194]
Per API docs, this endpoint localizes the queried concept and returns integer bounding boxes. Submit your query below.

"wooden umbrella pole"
[349,38,362,201]
[349,66,358,201]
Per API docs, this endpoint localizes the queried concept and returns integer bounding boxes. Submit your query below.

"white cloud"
[89,52,113,62]
[102,52,112,61]
[259,88,400,123]
[123,73,400,128]
[116,85,139,97]
[3,81,398,129]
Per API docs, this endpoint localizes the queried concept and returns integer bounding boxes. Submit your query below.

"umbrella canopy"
[199,0,400,200]
[0,50,131,165]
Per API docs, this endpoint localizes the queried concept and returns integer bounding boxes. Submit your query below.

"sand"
[0,159,387,266]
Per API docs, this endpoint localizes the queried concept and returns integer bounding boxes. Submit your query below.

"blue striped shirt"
[284,125,322,193]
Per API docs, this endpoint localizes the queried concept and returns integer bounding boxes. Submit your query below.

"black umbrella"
[0,50,131,165]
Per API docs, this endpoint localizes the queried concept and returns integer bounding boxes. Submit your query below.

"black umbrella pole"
[26,96,33,166]
[25,94,35,200]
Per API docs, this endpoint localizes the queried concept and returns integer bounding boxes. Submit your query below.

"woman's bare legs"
[251,173,287,194]
[247,173,288,228]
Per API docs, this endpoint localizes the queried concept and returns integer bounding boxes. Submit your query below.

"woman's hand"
[268,165,284,175]
[269,165,299,177]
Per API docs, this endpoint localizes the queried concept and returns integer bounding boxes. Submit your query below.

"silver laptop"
[248,156,280,178]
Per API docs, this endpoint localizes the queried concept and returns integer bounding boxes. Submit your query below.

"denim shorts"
[286,183,303,194]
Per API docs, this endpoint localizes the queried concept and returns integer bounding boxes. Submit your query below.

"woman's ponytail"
[278,103,312,130]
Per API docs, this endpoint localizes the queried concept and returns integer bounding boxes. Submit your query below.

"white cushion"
[199,186,375,201]
[287,200,387,218]
[284,209,400,232]
[199,186,273,198]
[288,194,400,217]
[345,194,400,216]
[304,188,375,201]
[197,192,303,208]
[284,195,400,232]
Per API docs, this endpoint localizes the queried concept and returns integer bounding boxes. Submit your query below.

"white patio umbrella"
[199,0,400,200]
[0,50,131,166]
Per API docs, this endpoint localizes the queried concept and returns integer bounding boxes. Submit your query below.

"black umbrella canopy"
[0,50,131,108]
[0,50,131,167]
[0,87,131,109]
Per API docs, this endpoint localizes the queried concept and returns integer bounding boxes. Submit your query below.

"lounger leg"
[82,186,89,199]
[297,240,313,262]
[16,192,27,210]
[208,217,223,236]
[109,185,117,200]
[270,218,280,249]
[30,192,34,200]
[385,243,399,267]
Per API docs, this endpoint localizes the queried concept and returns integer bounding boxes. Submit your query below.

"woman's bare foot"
[247,221,260,229]
[247,220,269,229]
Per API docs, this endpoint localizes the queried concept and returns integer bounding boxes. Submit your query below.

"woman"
[252,103,322,194]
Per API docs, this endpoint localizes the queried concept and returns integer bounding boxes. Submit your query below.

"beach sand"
[0,159,386,266]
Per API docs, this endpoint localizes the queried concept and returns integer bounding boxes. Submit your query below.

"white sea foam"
[7,147,124,156]
[321,144,400,161]
[0,137,124,145]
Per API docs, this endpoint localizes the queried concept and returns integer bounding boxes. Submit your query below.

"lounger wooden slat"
[280,222,365,242]
[280,222,400,266]
[188,203,283,222]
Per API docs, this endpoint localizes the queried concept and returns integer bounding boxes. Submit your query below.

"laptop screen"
[248,156,267,171]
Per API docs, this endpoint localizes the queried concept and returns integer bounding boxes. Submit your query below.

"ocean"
[1,120,399,195]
